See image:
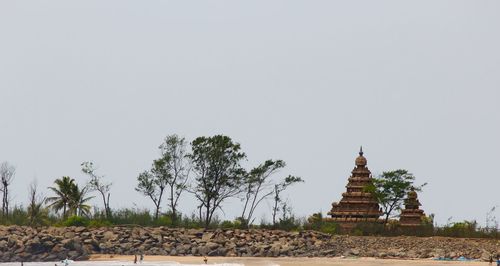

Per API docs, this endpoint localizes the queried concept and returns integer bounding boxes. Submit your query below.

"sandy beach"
[90,255,485,266]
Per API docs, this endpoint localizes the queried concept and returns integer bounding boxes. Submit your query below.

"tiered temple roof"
[327,147,382,230]
[399,188,425,227]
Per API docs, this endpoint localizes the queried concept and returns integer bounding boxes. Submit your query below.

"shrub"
[260,215,303,231]
[437,220,483,238]
[220,219,242,229]
[304,212,339,234]
[109,208,153,226]
[154,215,173,227]
[88,219,113,227]
[177,213,203,229]
[319,222,338,234]
[4,206,29,225]
[63,216,89,227]
[351,222,385,236]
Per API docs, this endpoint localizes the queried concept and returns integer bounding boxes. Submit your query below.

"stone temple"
[399,188,426,227]
[326,147,382,230]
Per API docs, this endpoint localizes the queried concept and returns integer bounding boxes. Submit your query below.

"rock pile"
[0,226,499,262]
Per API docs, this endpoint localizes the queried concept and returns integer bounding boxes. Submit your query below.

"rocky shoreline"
[0,226,498,262]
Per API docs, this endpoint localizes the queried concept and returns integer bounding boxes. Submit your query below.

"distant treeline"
[0,134,303,229]
[1,134,498,239]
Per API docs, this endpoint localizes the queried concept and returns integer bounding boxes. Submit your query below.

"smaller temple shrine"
[399,188,426,227]
[326,147,382,230]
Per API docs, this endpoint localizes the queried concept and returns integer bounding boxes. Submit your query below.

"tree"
[136,135,190,221]
[158,134,190,222]
[46,176,76,219]
[240,159,286,227]
[271,175,303,226]
[136,170,165,220]
[68,184,93,217]
[47,176,93,219]
[0,162,15,216]
[81,162,112,218]
[485,206,498,235]
[189,135,246,228]
[27,181,48,226]
[365,169,426,225]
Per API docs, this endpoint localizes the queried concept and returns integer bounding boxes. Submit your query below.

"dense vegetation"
[0,134,303,230]
[1,204,499,239]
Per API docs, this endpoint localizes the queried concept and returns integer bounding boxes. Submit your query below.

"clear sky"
[0,1,499,226]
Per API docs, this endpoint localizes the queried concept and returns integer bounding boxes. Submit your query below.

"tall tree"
[240,159,286,227]
[271,175,303,226]
[136,135,190,221]
[158,134,190,222]
[365,169,426,225]
[46,176,76,219]
[0,162,15,216]
[81,162,112,218]
[189,135,246,228]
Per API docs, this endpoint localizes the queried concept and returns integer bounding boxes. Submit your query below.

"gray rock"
[202,233,214,242]
[0,240,8,250]
[102,231,117,241]
[206,242,220,250]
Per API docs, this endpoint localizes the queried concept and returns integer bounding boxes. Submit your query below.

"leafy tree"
[136,170,165,220]
[136,135,190,221]
[365,169,426,225]
[189,135,246,228]
[158,134,190,222]
[271,175,303,226]
[240,159,287,227]
[46,176,76,219]
[0,162,15,216]
[81,162,112,218]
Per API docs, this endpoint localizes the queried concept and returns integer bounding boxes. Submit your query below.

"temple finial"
[359,146,364,156]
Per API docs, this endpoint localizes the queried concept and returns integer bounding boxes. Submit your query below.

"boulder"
[202,233,214,242]
[102,231,117,241]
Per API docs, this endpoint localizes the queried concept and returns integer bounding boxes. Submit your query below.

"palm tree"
[27,182,48,226]
[69,184,93,217]
[46,176,76,219]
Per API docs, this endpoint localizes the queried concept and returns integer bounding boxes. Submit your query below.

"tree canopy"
[189,135,246,228]
[46,176,93,219]
[240,159,286,227]
[366,169,426,224]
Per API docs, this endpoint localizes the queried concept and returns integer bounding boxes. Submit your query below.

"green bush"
[154,215,173,227]
[436,220,484,238]
[63,216,89,227]
[351,222,385,236]
[108,208,154,226]
[304,212,338,234]
[5,206,29,225]
[319,222,338,234]
[220,219,242,229]
[260,216,303,231]
[88,219,113,227]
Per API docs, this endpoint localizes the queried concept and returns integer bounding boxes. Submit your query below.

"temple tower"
[327,147,382,230]
[399,188,425,227]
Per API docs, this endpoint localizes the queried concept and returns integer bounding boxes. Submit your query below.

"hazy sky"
[1,1,499,225]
